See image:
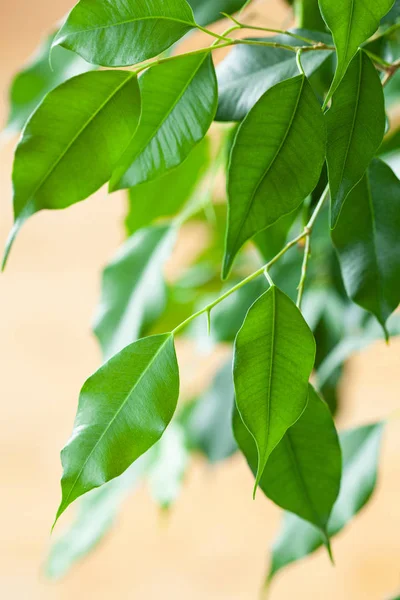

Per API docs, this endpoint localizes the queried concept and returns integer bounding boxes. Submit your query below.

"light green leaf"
[55,333,180,524]
[234,385,341,541]
[110,52,217,191]
[126,137,210,235]
[269,422,384,580]
[233,285,315,492]
[4,70,141,269]
[332,159,400,335]
[3,30,95,136]
[47,456,148,579]
[93,226,176,360]
[188,0,248,26]
[326,50,385,226]
[294,0,326,30]
[223,75,326,278]
[53,0,196,67]
[216,31,333,122]
[185,360,237,463]
[148,423,189,509]
[319,0,395,96]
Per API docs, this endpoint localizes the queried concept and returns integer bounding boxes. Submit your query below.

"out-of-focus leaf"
[268,422,385,581]
[188,0,248,26]
[93,225,176,360]
[294,0,326,30]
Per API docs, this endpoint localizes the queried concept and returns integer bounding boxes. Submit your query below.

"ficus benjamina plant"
[3,0,400,594]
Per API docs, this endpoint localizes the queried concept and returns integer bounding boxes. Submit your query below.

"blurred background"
[1,0,400,598]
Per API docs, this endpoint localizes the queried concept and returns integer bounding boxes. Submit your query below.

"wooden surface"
[0,1,399,598]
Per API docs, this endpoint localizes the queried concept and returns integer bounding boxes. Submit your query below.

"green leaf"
[269,422,384,581]
[326,50,385,226]
[234,385,341,541]
[233,285,315,492]
[216,32,332,122]
[110,52,217,191]
[381,0,400,25]
[47,456,148,579]
[223,75,326,278]
[332,159,400,335]
[319,0,395,96]
[294,0,326,30]
[188,0,248,26]
[3,30,95,136]
[185,360,237,463]
[54,333,180,524]
[93,226,176,360]
[126,137,210,235]
[53,0,196,67]
[4,70,141,269]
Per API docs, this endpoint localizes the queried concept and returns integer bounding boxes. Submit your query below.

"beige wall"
[1,1,400,598]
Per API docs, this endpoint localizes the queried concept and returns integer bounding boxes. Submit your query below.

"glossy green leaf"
[110,52,217,191]
[269,422,384,580]
[332,158,400,334]
[126,137,210,235]
[233,285,315,491]
[93,226,176,360]
[216,32,332,122]
[55,333,179,524]
[188,0,247,25]
[326,50,385,226]
[4,70,141,269]
[319,0,394,96]
[294,0,326,30]
[223,75,326,278]
[47,456,148,579]
[148,423,189,509]
[185,360,237,463]
[53,0,196,67]
[3,31,95,136]
[234,385,341,540]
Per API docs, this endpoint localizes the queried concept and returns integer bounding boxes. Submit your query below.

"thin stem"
[297,234,311,308]
[363,49,393,69]
[238,0,254,17]
[172,185,329,336]
[195,24,233,42]
[134,41,234,74]
[296,49,305,76]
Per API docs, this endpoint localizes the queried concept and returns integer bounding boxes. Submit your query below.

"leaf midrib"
[61,334,171,511]
[59,14,195,38]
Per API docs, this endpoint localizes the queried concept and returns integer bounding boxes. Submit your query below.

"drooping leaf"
[53,0,196,67]
[54,333,180,524]
[4,70,141,269]
[326,50,385,226]
[185,360,237,463]
[148,423,189,509]
[188,0,248,26]
[93,226,176,360]
[126,137,210,235]
[268,422,384,580]
[47,456,148,579]
[3,30,95,136]
[234,385,341,541]
[332,158,400,335]
[319,0,395,96]
[110,52,217,191]
[233,285,315,491]
[216,31,332,122]
[223,75,326,278]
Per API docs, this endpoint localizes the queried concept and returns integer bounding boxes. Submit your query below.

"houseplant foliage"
[3,0,400,593]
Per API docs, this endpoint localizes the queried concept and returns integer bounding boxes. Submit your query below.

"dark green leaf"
[53,0,196,67]
[332,159,400,334]
[4,70,141,268]
[93,226,176,360]
[269,422,384,580]
[381,0,400,25]
[3,31,95,136]
[233,285,315,491]
[126,137,210,235]
[110,52,217,191]
[234,385,341,540]
[327,50,385,226]
[188,0,247,26]
[319,0,395,96]
[216,32,332,122]
[185,360,237,462]
[54,333,179,524]
[223,75,326,278]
